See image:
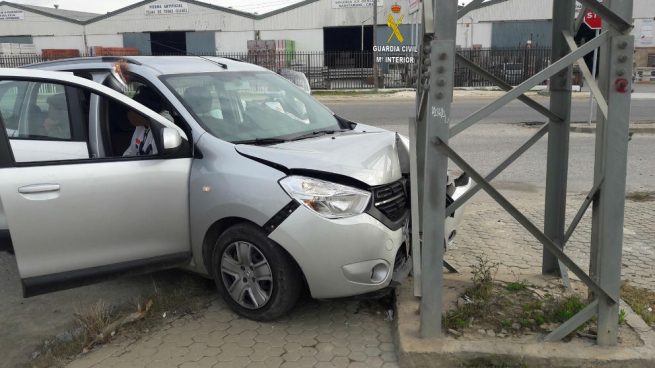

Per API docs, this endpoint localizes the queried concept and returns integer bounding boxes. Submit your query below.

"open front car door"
[0,68,192,297]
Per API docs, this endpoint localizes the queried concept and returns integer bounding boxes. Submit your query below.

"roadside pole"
[588,29,600,125]
[373,0,379,91]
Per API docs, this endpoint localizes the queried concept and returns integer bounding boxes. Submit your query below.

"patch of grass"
[621,282,655,326]
[27,272,214,368]
[549,295,586,323]
[505,280,529,292]
[312,90,400,96]
[626,191,655,202]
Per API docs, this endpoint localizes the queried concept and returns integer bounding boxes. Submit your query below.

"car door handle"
[18,184,61,194]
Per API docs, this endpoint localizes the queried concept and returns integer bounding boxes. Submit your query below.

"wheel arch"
[201,217,307,289]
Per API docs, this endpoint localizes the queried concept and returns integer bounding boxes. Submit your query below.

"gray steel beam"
[591,0,634,345]
[455,53,563,122]
[563,180,603,244]
[450,31,609,137]
[435,139,617,305]
[409,117,422,297]
[446,123,549,217]
[562,31,609,118]
[544,299,599,341]
[578,0,633,32]
[419,0,458,339]
[456,0,484,19]
[543,0,575,276]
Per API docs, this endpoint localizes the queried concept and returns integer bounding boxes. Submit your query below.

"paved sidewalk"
[67,297,398,368]
[64,191,653,368]
[447,191,655,291]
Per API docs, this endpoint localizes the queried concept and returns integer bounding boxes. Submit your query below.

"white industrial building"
[0,0,652,67]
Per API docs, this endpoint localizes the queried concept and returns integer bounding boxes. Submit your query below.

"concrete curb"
[521,122,655,135]
[570,125,655,134]
[394,280,655,368]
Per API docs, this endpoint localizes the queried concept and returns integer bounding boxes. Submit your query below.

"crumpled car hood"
[235,130,404,186]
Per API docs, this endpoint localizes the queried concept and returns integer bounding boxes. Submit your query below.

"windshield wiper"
[290,129,349,141]
[232,137,288,146]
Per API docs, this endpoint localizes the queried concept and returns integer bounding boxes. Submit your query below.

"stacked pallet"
[42,49,80,60]
[246,40,296,70]
[89,47,140,56]
[0,43,37,55]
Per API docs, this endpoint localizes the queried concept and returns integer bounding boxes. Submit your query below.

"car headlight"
[279,176,371,219]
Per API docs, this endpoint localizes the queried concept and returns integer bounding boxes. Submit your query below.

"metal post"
[419,0,458,338]
[373,0,379,91]
[543,0,575,276]
[591,0,634,346]
[588,29,600,125]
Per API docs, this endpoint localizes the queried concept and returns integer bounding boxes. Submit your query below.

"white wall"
[85,34,124,48]
[85,0,255,34]
[257,0,409,30]
[0,4,85,36]
[457,21,492,48]
[215,31,253,53]
[32,36,86,53]
[259,29,323,52]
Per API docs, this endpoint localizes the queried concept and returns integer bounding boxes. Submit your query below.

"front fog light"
[279,176,371,219]
[371,263,389,283]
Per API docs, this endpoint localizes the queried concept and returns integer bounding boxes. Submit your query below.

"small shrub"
[549,295,586,323]
[506,281,528,292]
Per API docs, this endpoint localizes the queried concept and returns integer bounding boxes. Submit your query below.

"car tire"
[211,223,302,321]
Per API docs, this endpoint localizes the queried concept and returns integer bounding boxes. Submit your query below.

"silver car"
[0,57,470,320]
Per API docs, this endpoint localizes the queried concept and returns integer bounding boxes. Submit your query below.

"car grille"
[373,179,408,222]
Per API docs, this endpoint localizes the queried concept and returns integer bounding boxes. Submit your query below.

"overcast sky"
[14,0,473,15]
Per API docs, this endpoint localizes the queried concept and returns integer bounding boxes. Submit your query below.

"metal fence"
[0,48,553,89]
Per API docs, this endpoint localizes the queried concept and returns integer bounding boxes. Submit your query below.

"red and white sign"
[409,0,420,14]
[583,9,602,30]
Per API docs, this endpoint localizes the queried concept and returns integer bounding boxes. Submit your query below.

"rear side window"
[0,80,27,135]
[24,83,72,140]
[2,81,73,141]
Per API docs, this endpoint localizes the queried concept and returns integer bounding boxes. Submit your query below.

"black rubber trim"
[22,252,191,298]
[0,230,12,253]
[263,201,300,235]
[367,205,409,231]
[0,111,13,168]
[236,150,290,174]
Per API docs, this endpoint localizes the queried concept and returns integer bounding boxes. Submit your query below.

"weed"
[621,282,655,326]
[468,255,499,301]
[74,301,114,347]
[505,280,528,292]
[549,295,586,323]
[442,256,498,331]
[619,309,627,325]
[625,191,655,202]
[27,272,214,368]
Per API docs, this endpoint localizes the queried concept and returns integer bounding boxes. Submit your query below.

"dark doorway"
[323,26,373,68]
[150,31,187,55]
[324,26,373,52]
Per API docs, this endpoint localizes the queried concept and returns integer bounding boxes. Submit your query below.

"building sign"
[331,0,383,9]
[145,3,189,15]
[0,10,24,20]
[636,19,655,47]
[387,3,404,43]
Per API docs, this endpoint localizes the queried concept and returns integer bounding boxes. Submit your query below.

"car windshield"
[163,72,341,143]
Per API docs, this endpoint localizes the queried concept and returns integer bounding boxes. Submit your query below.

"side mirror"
[161,127,182,155]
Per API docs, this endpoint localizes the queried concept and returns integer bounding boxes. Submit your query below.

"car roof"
[25,56,268,75]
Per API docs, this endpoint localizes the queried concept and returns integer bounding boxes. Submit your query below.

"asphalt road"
[323,97,655,193]
[323,96,655,126]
